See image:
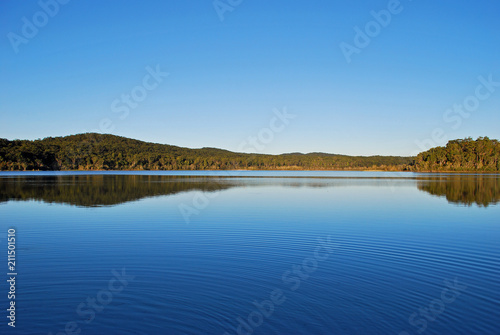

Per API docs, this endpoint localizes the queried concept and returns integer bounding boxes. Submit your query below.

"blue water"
[0,172,499,334]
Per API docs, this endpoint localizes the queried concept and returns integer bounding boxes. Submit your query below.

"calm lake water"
[0,171,499,335]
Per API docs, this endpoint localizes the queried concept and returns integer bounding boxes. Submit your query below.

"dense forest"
[0,133,412,171]
[413,137,500,172]
[0,134,499,171]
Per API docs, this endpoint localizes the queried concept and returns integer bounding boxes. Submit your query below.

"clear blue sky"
[1,0,499,156]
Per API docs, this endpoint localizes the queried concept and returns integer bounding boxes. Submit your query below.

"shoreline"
[1,169,499,174]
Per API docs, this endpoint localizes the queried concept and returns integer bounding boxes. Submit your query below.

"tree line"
[0,133,412,171]
[413,137,500,172]
[0,133,498,172]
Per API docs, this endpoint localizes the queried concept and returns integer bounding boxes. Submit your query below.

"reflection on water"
[417,175,500,207]
[0,175,233,207]
[1,173,499,207]
[0,172,499,335]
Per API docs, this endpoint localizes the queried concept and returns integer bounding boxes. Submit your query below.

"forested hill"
[1,134,498,171]
[0,133,412,171]
[413,137,500,172]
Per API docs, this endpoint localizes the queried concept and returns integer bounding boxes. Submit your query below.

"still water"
[0,172,499,335]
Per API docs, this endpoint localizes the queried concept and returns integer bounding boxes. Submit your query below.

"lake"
[0,171,499,335]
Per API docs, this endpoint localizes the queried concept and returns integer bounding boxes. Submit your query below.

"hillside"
[2,134,499,172]
[413,137,500,172]
[0,133,412,171]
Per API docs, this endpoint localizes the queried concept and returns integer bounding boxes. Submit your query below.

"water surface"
[0,172,498,334]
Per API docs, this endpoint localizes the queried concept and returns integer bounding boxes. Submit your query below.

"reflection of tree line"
[0,175,233,207]
[417,176,500,207]
[1,175,499,207]
[0,176,341,207]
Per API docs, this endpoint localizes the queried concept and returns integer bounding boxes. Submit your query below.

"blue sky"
[1,0,499,156]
